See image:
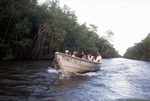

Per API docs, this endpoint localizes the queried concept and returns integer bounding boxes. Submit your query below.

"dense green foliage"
[124,34,150,61]
[0,0,120,60]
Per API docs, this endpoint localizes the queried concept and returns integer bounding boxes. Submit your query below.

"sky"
[38,0,150,56]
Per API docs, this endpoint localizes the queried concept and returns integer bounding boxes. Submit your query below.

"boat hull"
[55,52,101,74]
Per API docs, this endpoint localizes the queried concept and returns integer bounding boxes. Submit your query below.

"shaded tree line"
[124,33,150,61]
[0,0,120,60]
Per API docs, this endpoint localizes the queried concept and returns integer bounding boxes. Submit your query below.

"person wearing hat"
[75,51,79,57]
[96,52,102,62]
[65,50,69,55]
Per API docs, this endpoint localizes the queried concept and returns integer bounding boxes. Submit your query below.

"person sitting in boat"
[72,52,76,57]
[88,52,94,61]
[81,51,87,60]
[65,50,69,55]
[75,51,79,57]
[69,52,71,56]
[96,52,102,62]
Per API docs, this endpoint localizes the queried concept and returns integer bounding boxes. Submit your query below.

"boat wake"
[47,67,61,74]
[47,67,101,78]
[75,72,100,77]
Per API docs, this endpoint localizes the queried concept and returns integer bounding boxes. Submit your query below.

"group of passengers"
[65,50,102,62]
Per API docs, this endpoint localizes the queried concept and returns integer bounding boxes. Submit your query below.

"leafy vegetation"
[0,0,120,60]
[124,33,150,61]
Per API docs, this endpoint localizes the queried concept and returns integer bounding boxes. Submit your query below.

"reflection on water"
[0,58,150,101]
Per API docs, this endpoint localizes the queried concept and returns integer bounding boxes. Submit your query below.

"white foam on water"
[58,75,71,79]
[47,67,102,78]
[76,72,100,77]
[47,67,61,74]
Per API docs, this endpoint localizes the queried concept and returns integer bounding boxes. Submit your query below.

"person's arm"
[91,56,94,61]
[97,59,100,62]
[84,55,86,59]
[97,56,102,62]
[88,56,90,60]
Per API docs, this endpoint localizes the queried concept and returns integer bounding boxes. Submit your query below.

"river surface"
[0,58,150,101]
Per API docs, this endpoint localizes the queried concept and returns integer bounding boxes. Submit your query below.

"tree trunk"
[3,16,12,44]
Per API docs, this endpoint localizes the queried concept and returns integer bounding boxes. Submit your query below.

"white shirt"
[88,56,94,61]
[96,55,102,62]
[72,55,75,57]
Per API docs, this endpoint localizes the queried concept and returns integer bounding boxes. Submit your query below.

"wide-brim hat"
[65,50,69,53]
[76,51,79,53]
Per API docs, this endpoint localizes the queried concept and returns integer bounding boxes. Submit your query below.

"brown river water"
[0,58,150,101]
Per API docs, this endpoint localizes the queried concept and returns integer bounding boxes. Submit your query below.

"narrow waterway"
[0,58,150,101]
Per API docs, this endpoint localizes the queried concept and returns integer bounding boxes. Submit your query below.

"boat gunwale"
[55,52,101,64]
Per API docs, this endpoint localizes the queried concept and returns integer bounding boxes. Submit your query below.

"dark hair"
[80,50,85,58]
[81,50,85,52]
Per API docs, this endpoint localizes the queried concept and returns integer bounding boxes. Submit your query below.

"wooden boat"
[53,52,101,75]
